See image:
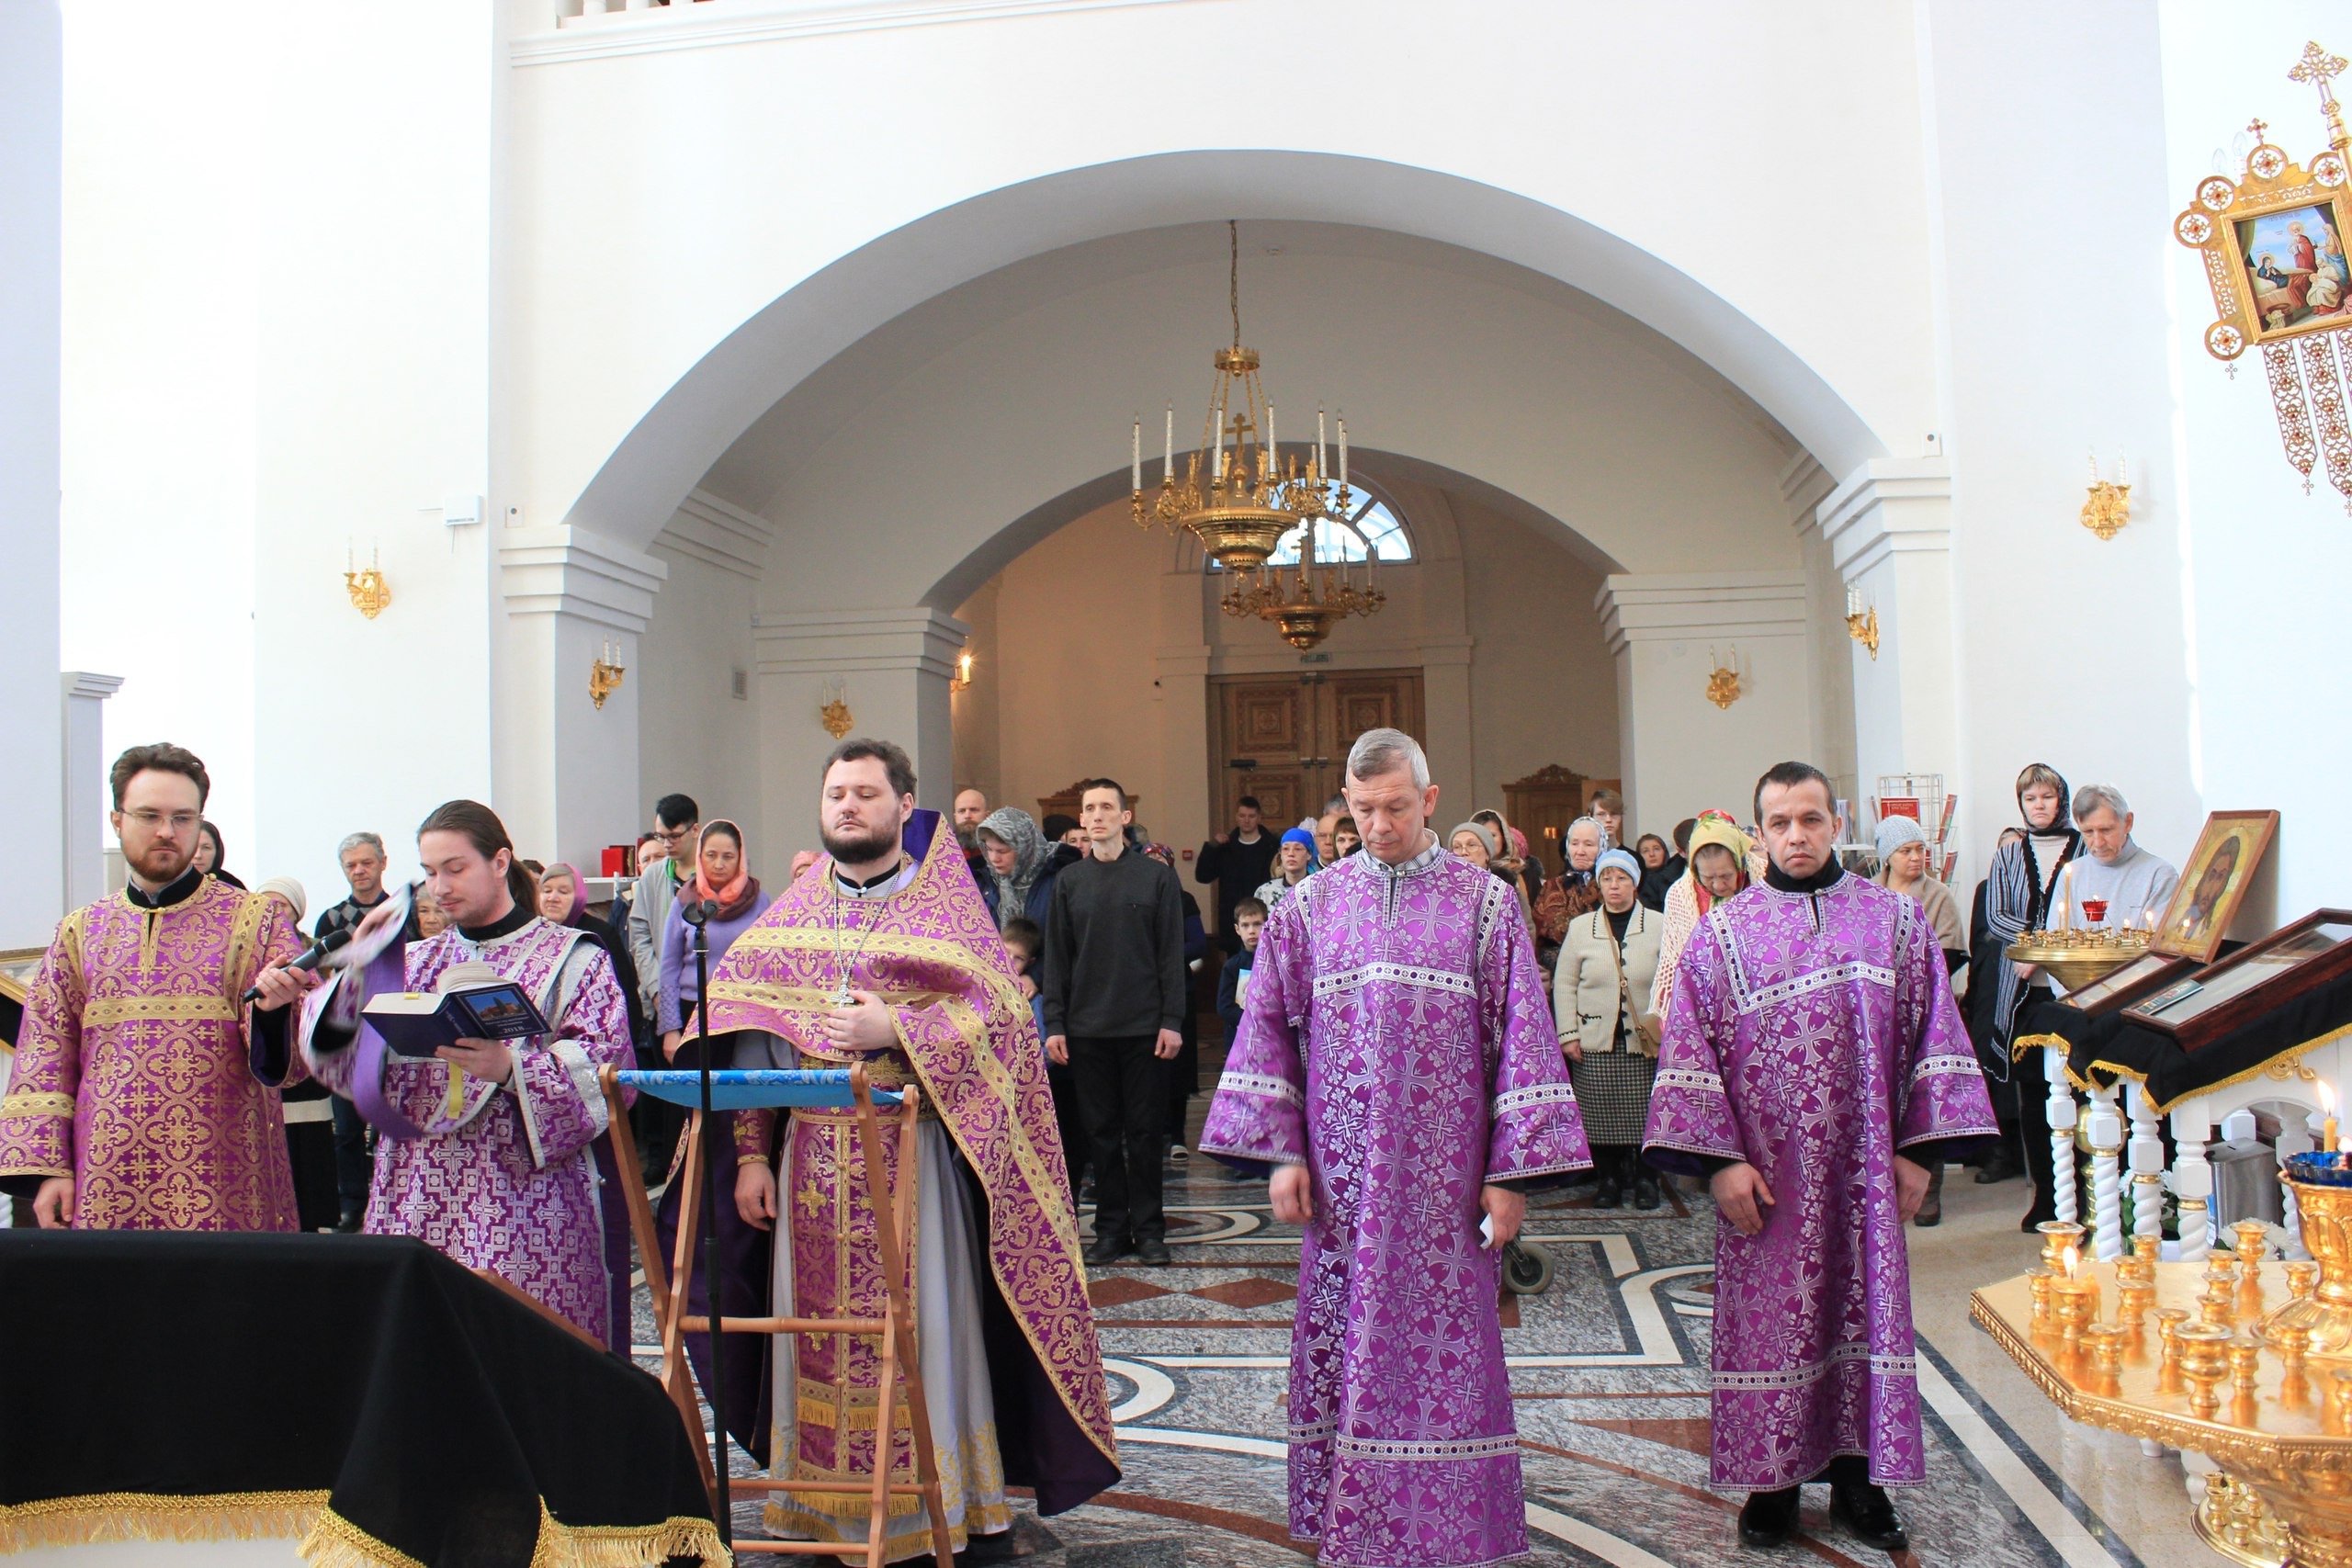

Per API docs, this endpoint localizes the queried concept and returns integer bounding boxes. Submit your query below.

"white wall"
[2161,0,2350,920]
[60,0,263,883]
[1922,0,2200,876]
[0,1,67,942]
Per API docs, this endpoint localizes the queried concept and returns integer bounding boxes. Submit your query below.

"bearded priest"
[0,744,305,1231]
[1200,727,1590,1568]
[715,738,1117,1560]
[1642,761,1996,1554]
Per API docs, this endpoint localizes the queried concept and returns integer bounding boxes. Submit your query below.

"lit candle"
[2323,1081,2340,1156]
[1164,403,1174,482]
[2063,1244,2080,1281]
[1131,418,1142,494]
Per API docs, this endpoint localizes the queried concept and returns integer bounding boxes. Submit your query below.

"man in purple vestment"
[1642,761,1996,1553]
[1201,728,1589,1568]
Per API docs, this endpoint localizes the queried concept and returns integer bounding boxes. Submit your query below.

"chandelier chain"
[1228,220,1240,348]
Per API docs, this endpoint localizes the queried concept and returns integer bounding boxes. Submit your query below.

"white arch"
[565,152,1883,555]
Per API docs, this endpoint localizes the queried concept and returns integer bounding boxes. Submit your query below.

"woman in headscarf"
[1872,817,1969,1227]
[1980,764,2082,1225]
[1254,827,1321,913]
[1554,848,1663,1209]
[537,860,653,1347]
[1648,811,1754,1021]
[1533,815,1606,949]
[193,819,246,888]
[651,820,778,1454]
[974,806,1077,932]
[1474,807,1544,911]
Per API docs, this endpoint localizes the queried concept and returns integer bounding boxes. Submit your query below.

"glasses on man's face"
[123,810,200,833]
[655,825,695,845]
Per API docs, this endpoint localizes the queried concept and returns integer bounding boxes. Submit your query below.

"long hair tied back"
[417,799,537,914]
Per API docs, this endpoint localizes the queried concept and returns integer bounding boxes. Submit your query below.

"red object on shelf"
[600,844,631,876]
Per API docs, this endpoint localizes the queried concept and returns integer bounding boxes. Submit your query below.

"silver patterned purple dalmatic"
[1201,841,1589,1568]
[1641,874,1996,1491]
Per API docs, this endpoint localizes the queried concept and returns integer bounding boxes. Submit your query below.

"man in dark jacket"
[1194,795,1280,952]
[1046,779,1186,1267]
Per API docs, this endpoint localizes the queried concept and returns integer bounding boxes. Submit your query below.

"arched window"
[1206,486,1414,570]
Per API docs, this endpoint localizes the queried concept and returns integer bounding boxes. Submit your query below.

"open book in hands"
[362,961,548,1058]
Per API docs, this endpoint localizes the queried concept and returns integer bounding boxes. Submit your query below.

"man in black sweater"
[1046,778,1186,1267]
[1194,795,1279,953]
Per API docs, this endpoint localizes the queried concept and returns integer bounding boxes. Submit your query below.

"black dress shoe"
[1136,1237,1172,1266]
[1632,1171,1661,1211]
[1829,1481,1908,1551]
[1737,1485,1800,1548]
[1595,1171,1624,1209]
[334,1207,366,1235]
[1974,1145,2021,1184]
[1084,1234,1134,1266]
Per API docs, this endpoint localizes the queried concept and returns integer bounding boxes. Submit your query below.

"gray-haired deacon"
[2053,784,2178,932]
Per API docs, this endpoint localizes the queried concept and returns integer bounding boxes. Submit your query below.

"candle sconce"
[1705,648,1743,710]
[820,680,854,739]
[2083,454,2132,541]
[589,639,626,711]
[1844,587,1880,660]
[345,546,390,620]
[952,649,976,693]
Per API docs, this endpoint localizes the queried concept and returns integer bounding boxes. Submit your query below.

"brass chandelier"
[1129,223,1386,648]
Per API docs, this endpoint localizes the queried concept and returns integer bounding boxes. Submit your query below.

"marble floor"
[638,1153,2223,1568]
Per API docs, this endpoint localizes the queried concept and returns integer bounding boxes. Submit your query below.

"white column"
[752,607,967,868]
[2126,1081,2166,1256]
[2086,1084,2124,1261]
[60,672,122,911]
[495,526,668,871]
[1812,459,1960,861]
[1595,573,1814,831]
[2173,1097,2214,1261]
[2044,1043,2079,1226]
[0,5,65,946]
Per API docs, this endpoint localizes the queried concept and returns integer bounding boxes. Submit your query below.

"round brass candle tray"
[2005,926,2151,991]
[2260,1157,2352,1359]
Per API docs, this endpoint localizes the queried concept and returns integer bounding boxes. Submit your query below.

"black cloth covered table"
[0,1231,720,1566]
[2019,954,2352,1111]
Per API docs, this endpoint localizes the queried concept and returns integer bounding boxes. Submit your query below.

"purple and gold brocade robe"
[1200,842,1590,1568]
[1641,873,1996,1491]
[0,876,304,1231]
[305,918,633,1342]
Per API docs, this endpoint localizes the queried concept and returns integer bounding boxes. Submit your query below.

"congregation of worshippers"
[0,730,2199,1559]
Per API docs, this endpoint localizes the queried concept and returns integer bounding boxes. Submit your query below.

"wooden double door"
[1209,670,1426,831]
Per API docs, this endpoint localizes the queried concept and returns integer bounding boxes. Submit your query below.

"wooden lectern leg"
[854,1073,955,1568]
[597,1066,712,1496]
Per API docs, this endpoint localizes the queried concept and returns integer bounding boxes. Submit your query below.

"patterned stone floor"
[635,1154,2216,1568]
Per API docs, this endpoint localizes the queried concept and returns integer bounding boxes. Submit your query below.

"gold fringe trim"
[0,1492,729,1568]
[2023,1021,2352,1115]
[0,1491,330,1552]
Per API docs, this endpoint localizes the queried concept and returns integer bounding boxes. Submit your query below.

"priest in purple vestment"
[1642,761,1996,1554]
[1201,728,1589,1568]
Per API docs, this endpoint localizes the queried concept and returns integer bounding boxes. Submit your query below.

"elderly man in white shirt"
[2053,783,2178,931]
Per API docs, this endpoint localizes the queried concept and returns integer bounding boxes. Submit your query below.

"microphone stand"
[680,897,729,1545]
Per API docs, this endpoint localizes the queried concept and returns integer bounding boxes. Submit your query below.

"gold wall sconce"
[820,680,854,739]
[1844,583,1880,660]
[1705,648,1743,710]
[589,638,626,710]
[2083,454,2132,541]
[345,545,390,620]
[952,649,976,692]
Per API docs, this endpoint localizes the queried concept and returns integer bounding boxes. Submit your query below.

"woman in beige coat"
[1553,849,1664,1209]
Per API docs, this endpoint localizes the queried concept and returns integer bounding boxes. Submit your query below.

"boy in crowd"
[1216,897,1268,1041]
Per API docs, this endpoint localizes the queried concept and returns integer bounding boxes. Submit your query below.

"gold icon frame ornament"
[1704,649,1742,710]
[2174,42,2352,512]
[1843,582,1880,659]
[588,639,626,711]
[2084,454,2132,541]
[344,546,390,620]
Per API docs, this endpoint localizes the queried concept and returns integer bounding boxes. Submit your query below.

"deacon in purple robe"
[1201,728,1589,1568]
[1643,761,1996,1555]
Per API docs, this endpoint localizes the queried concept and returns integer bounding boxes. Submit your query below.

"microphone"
[242,926,353,1002]
[677,898,718,928]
